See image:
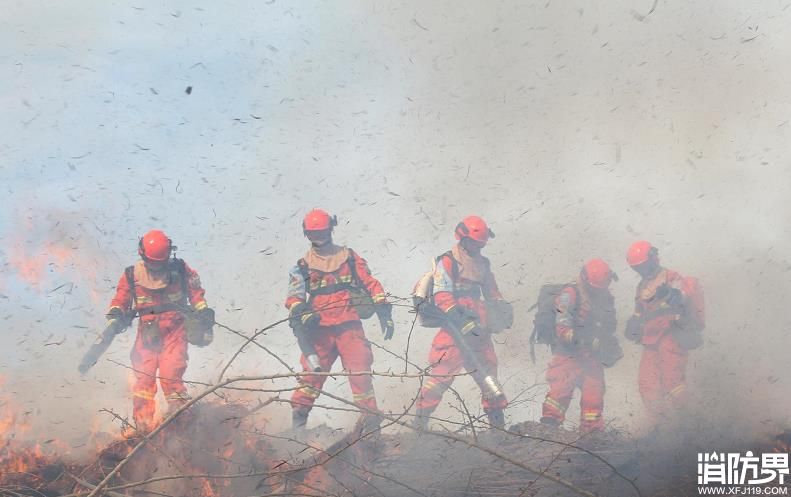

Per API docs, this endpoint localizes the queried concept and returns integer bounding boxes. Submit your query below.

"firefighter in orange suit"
[625,241,704,424]
[540,259,622,433]
[286,209,394,431]
[107,230,214,432]
[414,216,513,429]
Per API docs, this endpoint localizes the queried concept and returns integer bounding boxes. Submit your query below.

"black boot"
[540,416,561,428]
[357,413,382,434]
[486,408,505,429]
[412,407,433,431]
[165,397,193,432]
[292,407,310,432]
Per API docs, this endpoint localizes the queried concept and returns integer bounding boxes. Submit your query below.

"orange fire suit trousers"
[130,321,189,430]
[416,329,508,412]
[291,321,377,412]
[542,354,605,432]
[638,332,688,422]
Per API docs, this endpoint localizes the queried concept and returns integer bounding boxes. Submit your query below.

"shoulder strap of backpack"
[433,251,459,297]
[297,258,310,284]
[295,258,313,303]
[436,250,459,280]
[567,283,584,326]
[124,265,136,309]
[529,326,537,363]
[346,249,375,297]
[481,255,491,274]
[530,282,578,362]
[570,282,581,308]
[172,258,188,297]
[346,250,360,286]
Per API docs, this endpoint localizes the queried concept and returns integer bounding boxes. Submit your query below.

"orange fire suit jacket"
[432,251,503,337]
[632,268,685,346]
[285,249,386,326]
[553,283,616,355]
[108,260,208,331]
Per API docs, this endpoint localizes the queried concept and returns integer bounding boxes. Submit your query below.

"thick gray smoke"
[1,0,789,452]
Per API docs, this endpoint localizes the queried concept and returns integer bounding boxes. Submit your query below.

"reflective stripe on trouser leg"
[659,333,688,409]
[352,389,377,410]
[292,383,322,409]
[158,325,189,405]
[579,357,605,431]
[417,331,466,410]
[666,383,686,404]
[133,389,156,400]
[417,376,455,410]
[542,396,569,423]
[131,335,159,431]
[165,391,191,404]
[133,394,156,430]
[336,322,378,410]
[581,410,602,422]
[291,328,338,410]
[638,345,663,419]
[580,410,604,432]
[164,391,191,419]
[543,355,580,423]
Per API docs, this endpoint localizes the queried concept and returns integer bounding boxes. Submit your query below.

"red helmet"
[302,209,337,232]
[582,258,614,289]
[138,230,172,262]
[626,240,656,266]
[455,215,495,243]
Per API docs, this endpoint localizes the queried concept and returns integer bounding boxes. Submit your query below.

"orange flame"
[201,478,218,497]
[6,209,105,306]
[0,375,52,475]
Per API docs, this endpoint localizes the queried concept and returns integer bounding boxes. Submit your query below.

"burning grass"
[0,402,276,497]
[3,406,791,497]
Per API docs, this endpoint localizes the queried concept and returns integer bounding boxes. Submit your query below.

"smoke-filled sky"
[1,0,790,441]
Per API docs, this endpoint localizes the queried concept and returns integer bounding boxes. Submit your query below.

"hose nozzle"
[305,353,322,373]
[482,375,505,401]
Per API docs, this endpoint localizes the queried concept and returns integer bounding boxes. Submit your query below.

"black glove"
[624,315,643,343]
[106,307,133,331]
[289,302,319,331]
[446,305,482,336]
[486,300,514,333]
[559,328,579,347]
[574,331,598,351]
[665,287,685,311]
[655,285,684,310]
[196,307,215,326]
[375,303,395,341]
[202,328,214,346]
[594,335,624,368]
